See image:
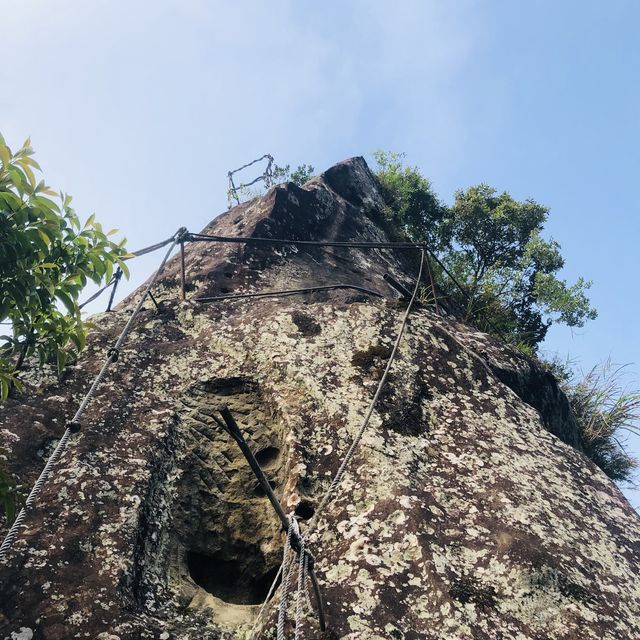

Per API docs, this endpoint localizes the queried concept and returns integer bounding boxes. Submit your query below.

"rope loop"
[294,529,309,640]
[174,226,189,243]
[277,516,298,640]
[273,516,317,640]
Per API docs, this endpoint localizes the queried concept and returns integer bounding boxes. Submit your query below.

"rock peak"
[153,155,411,306]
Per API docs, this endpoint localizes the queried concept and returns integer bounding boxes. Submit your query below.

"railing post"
[180,241,186,301]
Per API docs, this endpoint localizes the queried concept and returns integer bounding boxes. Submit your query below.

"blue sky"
[1,1,638,508]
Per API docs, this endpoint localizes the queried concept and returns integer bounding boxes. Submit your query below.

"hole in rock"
[297,476,314,496]
[294,500,315,520]
[253,480,277,497]
[187,549,280,605]
[255,446,280,468]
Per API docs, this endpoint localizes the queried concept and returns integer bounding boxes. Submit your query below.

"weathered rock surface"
[1,157,639,640]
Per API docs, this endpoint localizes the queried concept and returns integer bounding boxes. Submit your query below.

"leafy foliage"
[0,453,21,524]
[0,134,129,522]
[0,135,129,398]
[272,163,315,186]
[373,151,448,250]
[373,151,597,350]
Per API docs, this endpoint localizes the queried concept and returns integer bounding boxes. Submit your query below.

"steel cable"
[249,249,425,639]
[308,249,425,534]
[0,231,182,563]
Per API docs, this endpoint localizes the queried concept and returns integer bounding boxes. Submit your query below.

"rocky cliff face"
[1,158,639,640]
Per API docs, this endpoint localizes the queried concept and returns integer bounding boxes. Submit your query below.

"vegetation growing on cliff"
[373,151,597,352]
[230,162,315,205]
[544,359,639,481]
[374,151,639,483]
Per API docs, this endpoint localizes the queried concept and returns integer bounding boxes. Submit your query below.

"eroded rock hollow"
[1,158,639,639]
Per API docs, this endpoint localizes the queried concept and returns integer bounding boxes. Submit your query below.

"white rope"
[294,535,309,640]
[249,561,283,639]
[248,523,313,640]
[250,250,425,638]
[272,516,311,640]
[276,517,298,640]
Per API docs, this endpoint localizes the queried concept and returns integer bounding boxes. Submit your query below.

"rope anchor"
[227,154,275,208]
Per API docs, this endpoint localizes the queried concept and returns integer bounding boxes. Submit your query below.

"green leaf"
[70,327,87,352]
[56,291,76,315]
[105,259,113,284]
[20,155,42,171]
[33,195,60,212]
[11,376,24,394]
[56,349,66,374]
[0,192,22,211]
[116,258,130,279]
[38,230,52,247]
[0,145,10,167]
[7,166,24,192]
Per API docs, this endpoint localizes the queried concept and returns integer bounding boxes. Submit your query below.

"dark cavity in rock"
[255,445,280,468]
[164,377,287,618]
[187,548,280,605]
[294,500,315,520]
[351,344,391,371]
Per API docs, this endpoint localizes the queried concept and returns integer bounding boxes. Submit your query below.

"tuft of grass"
[562,361,639,482]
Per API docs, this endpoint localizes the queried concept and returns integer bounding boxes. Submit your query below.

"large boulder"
[1,158,639,640]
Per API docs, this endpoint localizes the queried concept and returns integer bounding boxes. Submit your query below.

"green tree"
[0,134,128,523]
[0,134,129,397]
[443,184,596,348]
[373,151,597,350]
[373,151,448,250]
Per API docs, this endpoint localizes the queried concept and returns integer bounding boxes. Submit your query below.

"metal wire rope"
[0,229,183,562]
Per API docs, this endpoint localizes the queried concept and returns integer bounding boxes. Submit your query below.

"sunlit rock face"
[1,157,639,640]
